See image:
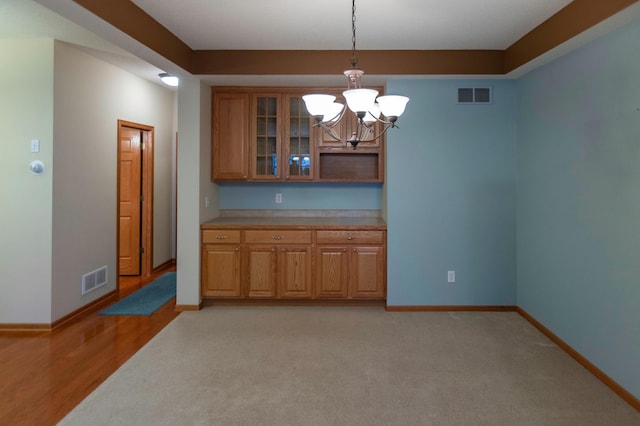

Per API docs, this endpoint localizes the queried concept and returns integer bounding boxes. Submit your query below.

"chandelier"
[302,0,409,149]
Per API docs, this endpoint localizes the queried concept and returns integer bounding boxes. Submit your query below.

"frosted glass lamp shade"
[363,103,380,123]
[343,88,378,113]
[377,95,409,118]
[323,102,344,122]
[302,94,336,117]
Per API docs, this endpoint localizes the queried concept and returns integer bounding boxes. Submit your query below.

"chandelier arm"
[318,123,344,142]
[320,104,348,129]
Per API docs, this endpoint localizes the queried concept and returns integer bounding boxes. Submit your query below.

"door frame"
[117,119,154,283]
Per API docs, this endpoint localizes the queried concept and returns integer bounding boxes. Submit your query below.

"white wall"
[0,39,54,324]
[176,78,217,307]
[50,41,176,321]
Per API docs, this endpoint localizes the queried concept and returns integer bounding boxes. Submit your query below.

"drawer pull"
[272,235,283,240]
[215,235,228,240]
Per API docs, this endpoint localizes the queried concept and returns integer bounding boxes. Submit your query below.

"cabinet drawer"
[202,229,241,244]
[316,230,384,245]
[245,230,312,244]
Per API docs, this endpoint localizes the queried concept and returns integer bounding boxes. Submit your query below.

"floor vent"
[458,87,492,104]
[82,266,108,295]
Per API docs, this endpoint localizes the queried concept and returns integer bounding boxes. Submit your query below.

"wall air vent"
[81,266,108,295]
[458,87,492,104]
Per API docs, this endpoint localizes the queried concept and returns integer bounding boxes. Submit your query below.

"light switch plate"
[30,139,40,153]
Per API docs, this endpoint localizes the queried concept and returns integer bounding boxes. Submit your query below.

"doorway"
[117,120,154,284]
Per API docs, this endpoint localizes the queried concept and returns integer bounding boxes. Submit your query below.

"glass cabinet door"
[252,94,280,179]
[285,97,313,180]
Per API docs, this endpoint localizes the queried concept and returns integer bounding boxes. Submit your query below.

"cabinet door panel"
[279,246,312,298]
[247,246,277,298]
[351,246,385,298]
[202,229,241,244]
[315,247,348,298]
[202,245,242,297]
[212,93,249,181]
[251,94,281,180]
[316,230,384,245]
[284,96,314,180]
[245,230,312,244]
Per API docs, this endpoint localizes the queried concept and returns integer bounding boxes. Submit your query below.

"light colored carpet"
[60,307,639,425]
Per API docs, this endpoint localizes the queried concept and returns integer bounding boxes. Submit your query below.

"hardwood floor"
[0,266,179,425]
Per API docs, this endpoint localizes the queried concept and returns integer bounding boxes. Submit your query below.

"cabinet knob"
[342,249,347,252]
[281,248,286,252]
[353,248,357,252]
[243,175,248,180]
[347,236,354,240]
[286,175,290,180]
[235,247,239,252]
[271,248,275,252]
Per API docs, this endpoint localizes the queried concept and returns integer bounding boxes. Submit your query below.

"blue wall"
[517,19,640,400]
[386,79,517,306]
[218,182,382,210]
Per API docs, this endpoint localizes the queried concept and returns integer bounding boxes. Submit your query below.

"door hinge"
[140,247,144,254]
[140,194,144,203]
[141,142,145,151]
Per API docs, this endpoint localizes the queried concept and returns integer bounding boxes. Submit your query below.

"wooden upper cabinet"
[212,92,250,181]
[283,95,314,181]
[211,87,384,183]
[250,93,282,180]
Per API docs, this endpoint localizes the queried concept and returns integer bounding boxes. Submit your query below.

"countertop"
[201,210,387,230]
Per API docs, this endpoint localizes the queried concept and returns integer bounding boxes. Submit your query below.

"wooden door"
[119,127,142,275]
[350,246,385,298]
[279,246,312,298]
[202,245,242,297]
[315,246,349,298]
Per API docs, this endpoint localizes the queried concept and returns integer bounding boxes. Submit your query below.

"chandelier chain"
[350,0,357,68]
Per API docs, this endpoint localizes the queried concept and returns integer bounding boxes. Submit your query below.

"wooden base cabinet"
[201,230,242,297]
[245,230,313,298]
[315,245,385,299]
[315,230,386,299]
[201,225,386,302]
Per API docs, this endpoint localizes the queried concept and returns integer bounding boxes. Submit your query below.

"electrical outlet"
[30,139,40,153]
[204,196,210,208]
[275,193,282,203]
[447,270,455,283]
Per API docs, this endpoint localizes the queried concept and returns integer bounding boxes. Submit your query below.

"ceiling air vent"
[458,87,492,104]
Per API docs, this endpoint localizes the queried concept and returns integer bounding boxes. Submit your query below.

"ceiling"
[128,0,572,50]
[3,0,640,87]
